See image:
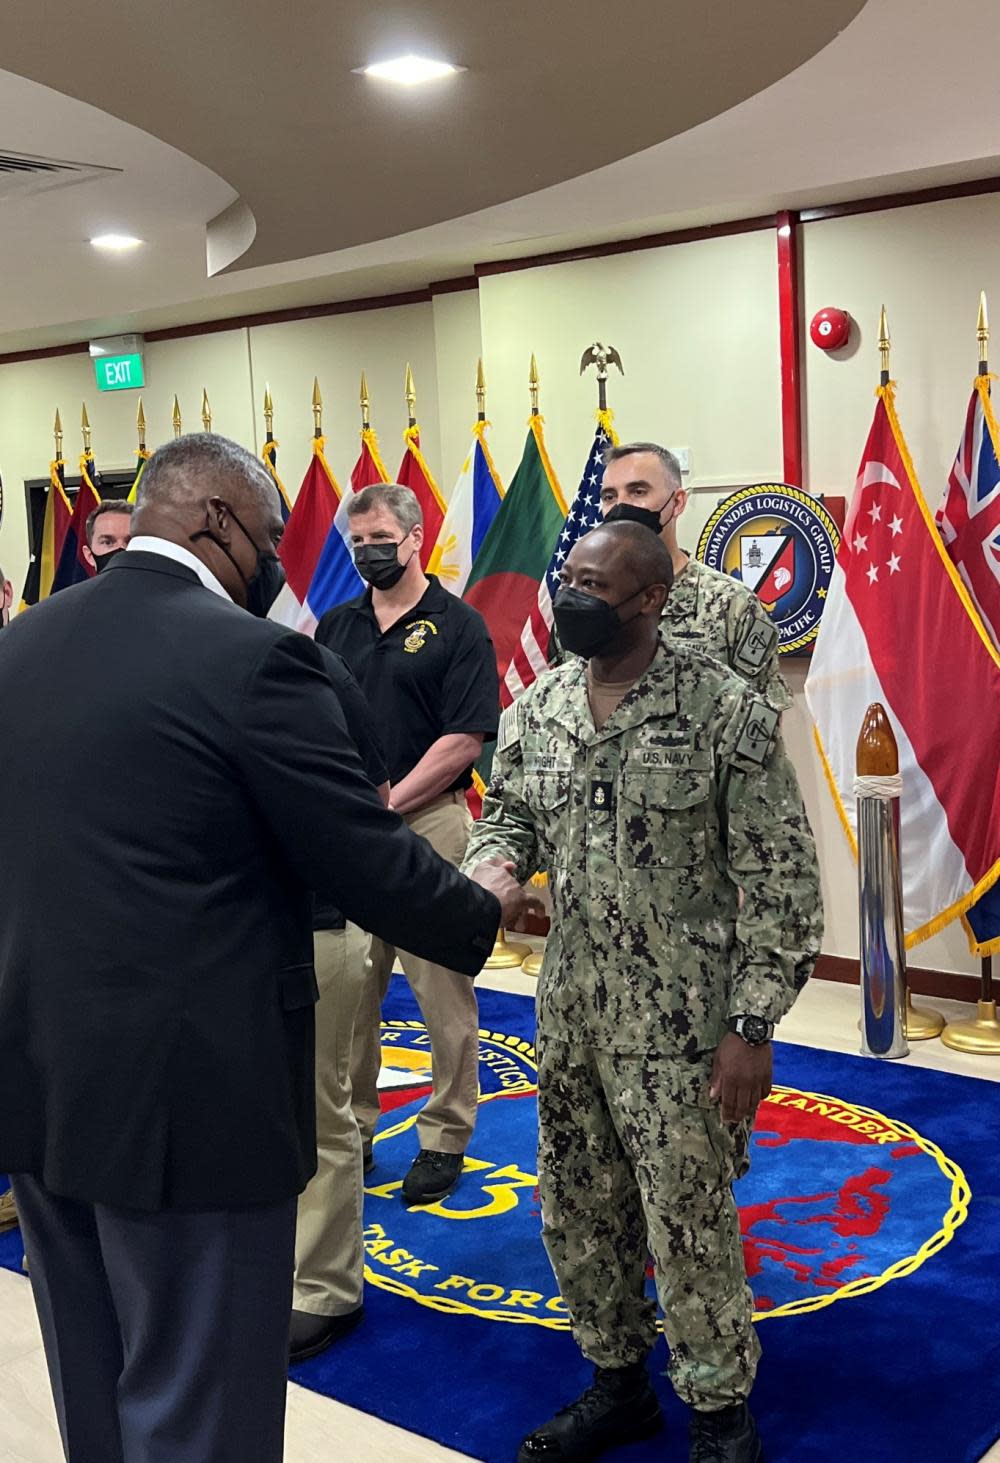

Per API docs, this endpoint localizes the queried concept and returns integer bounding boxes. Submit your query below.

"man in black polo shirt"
[290,646,390,1363]
[315,483,499,1205]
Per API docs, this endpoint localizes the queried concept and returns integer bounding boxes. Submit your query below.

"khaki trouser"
[537,1034,759,1410]
[293,922,371,1316]
[351,792,479,1155]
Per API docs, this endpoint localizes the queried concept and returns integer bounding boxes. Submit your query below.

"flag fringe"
[528,415,568,516]
[473,420,506,500]
[403,424,448,515]
[961,912,1000,958]
[595,407,620,446]
[361,427,391,484]
[879,383,1000,669]
[312,435,344,504]
[262,439,292,512]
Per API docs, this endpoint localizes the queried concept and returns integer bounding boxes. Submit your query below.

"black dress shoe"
[517,1362,662,1461]
[688,1402,763,1463]
[288,1305,364,1363]
[400,1149,464,1204]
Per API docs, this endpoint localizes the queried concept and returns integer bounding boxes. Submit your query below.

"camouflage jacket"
[667,556,791,710]
[463,638,822,1055]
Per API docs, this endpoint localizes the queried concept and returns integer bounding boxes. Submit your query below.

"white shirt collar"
[127,535,231,602]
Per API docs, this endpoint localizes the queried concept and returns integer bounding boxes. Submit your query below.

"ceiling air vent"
[0,151,121,202]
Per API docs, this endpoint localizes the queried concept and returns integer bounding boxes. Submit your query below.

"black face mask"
[553,585,649,660]
[354,534,414,591]
[604,497,677,536]
[92,547,126,574]
[191,507,285,618]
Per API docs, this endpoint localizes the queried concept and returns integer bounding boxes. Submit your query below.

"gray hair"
[136,433,278,515]
[602,441,683,490]
[346,483,422,536]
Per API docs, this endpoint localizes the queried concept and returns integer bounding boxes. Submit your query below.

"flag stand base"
[905,989,945,1041]
[940,999,1000,1054]
[522,951,543,977]
[484,931,531,970]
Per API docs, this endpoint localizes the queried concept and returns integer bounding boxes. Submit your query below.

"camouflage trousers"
[536,1034,760,1410]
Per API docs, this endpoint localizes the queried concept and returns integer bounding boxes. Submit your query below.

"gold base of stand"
[905,990,945,1041]
[521,952,543,977]
[940,998,1000,1054]
[484,930,532,970]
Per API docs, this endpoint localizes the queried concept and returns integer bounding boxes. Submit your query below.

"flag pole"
[941,293,1000,1053]
[404,363,417,430]
[81,402,92,458]
[856,704,909,1057]
[201,389,212,433]
[528,353,540,416]
[137,399,147,453]
[172,396,183,439]
[360,371,371,430]
[54,408,63,463]
[476,358,486,423]
[312,376,323,438]
[878,304,891,388]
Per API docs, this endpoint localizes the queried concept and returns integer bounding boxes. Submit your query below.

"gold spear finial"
[81,402,92,453]
[878,306,891,383]
[201,388,212,433]
[54,408,63,457]
[172,395,182,438]
[263,385,274,436]
[978,291,990,373]
[404,363,416,425]
[529,353,540,415]
[136,397,147,450]
[476,358,486,420]
[360,370,371,429]
[312,376,323,435]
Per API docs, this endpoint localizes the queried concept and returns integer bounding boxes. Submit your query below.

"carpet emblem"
[363,1023,970,1327]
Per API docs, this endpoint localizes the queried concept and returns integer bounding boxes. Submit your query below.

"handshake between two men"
[467,857,547,939]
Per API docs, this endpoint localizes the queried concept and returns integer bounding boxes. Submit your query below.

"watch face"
[742,1016,770,1045]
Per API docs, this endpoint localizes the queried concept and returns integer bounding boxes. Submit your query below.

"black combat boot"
[688,1402,763,1463]
[516,1361,662,1461]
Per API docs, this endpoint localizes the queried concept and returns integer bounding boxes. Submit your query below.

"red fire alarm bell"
[810,307,851,351]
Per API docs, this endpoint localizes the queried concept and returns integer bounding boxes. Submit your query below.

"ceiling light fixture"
[358,55,462,85]
[90,234,143,251]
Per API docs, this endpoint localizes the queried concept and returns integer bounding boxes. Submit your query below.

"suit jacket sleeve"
[236,632,499,974]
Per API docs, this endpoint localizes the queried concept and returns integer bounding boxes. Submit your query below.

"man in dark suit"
[0,433,524,1463]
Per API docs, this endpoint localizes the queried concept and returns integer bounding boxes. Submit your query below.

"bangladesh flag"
[464,416,566,681]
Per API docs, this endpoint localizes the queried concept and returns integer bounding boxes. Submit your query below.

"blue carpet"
[4,979,999,1463]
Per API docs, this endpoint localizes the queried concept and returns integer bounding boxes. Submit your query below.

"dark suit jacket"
[0,551,499,1211]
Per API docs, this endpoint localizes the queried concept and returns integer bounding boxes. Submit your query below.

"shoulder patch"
[733,700,780,765]
[732,612,777,676]
[497,702,521,757]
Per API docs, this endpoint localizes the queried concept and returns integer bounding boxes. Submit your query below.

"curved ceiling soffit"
[2,0,867,275]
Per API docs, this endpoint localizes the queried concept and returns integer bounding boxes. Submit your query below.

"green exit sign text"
[94,353,145,392]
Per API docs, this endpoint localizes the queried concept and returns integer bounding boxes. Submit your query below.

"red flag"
[270,439,341,626]
[397,426,446,569]
[51,455,102,593]
[806,385,1000,945]
[351,428,390,493]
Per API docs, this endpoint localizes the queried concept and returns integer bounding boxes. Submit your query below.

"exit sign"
[94,353,145,392]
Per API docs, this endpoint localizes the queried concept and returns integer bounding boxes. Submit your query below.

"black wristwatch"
[728,1015,774,1046]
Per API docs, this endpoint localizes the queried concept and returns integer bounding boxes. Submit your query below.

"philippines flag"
[427,423,504,597]
[268,438,341,628]
[502,415,615,707]
[936,377,1000,953]
[295,428,390,636]
[806,385,1000,948]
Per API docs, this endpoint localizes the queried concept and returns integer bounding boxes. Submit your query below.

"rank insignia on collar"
[589,780,614,810]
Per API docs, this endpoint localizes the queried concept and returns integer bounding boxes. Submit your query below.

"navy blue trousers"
[12,1174,297,1463]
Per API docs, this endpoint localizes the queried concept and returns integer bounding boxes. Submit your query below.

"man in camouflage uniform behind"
[600,441,791,711]
[463,521,822,1463]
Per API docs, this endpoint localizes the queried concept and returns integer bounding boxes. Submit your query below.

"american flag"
[936,381,1000,650]
[501,421,614,707]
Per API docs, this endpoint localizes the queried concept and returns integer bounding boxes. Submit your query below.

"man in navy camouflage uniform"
[463,521,822,1463]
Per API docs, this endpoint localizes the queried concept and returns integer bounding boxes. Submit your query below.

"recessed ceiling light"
[90,234,143,251]
[358,55,462,85]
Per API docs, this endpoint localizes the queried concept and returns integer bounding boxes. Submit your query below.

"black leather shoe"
[688,1402,763,1463]
[288,1305,363,1363]
[401,1149,464,1204]
[517,1362,662,1461]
